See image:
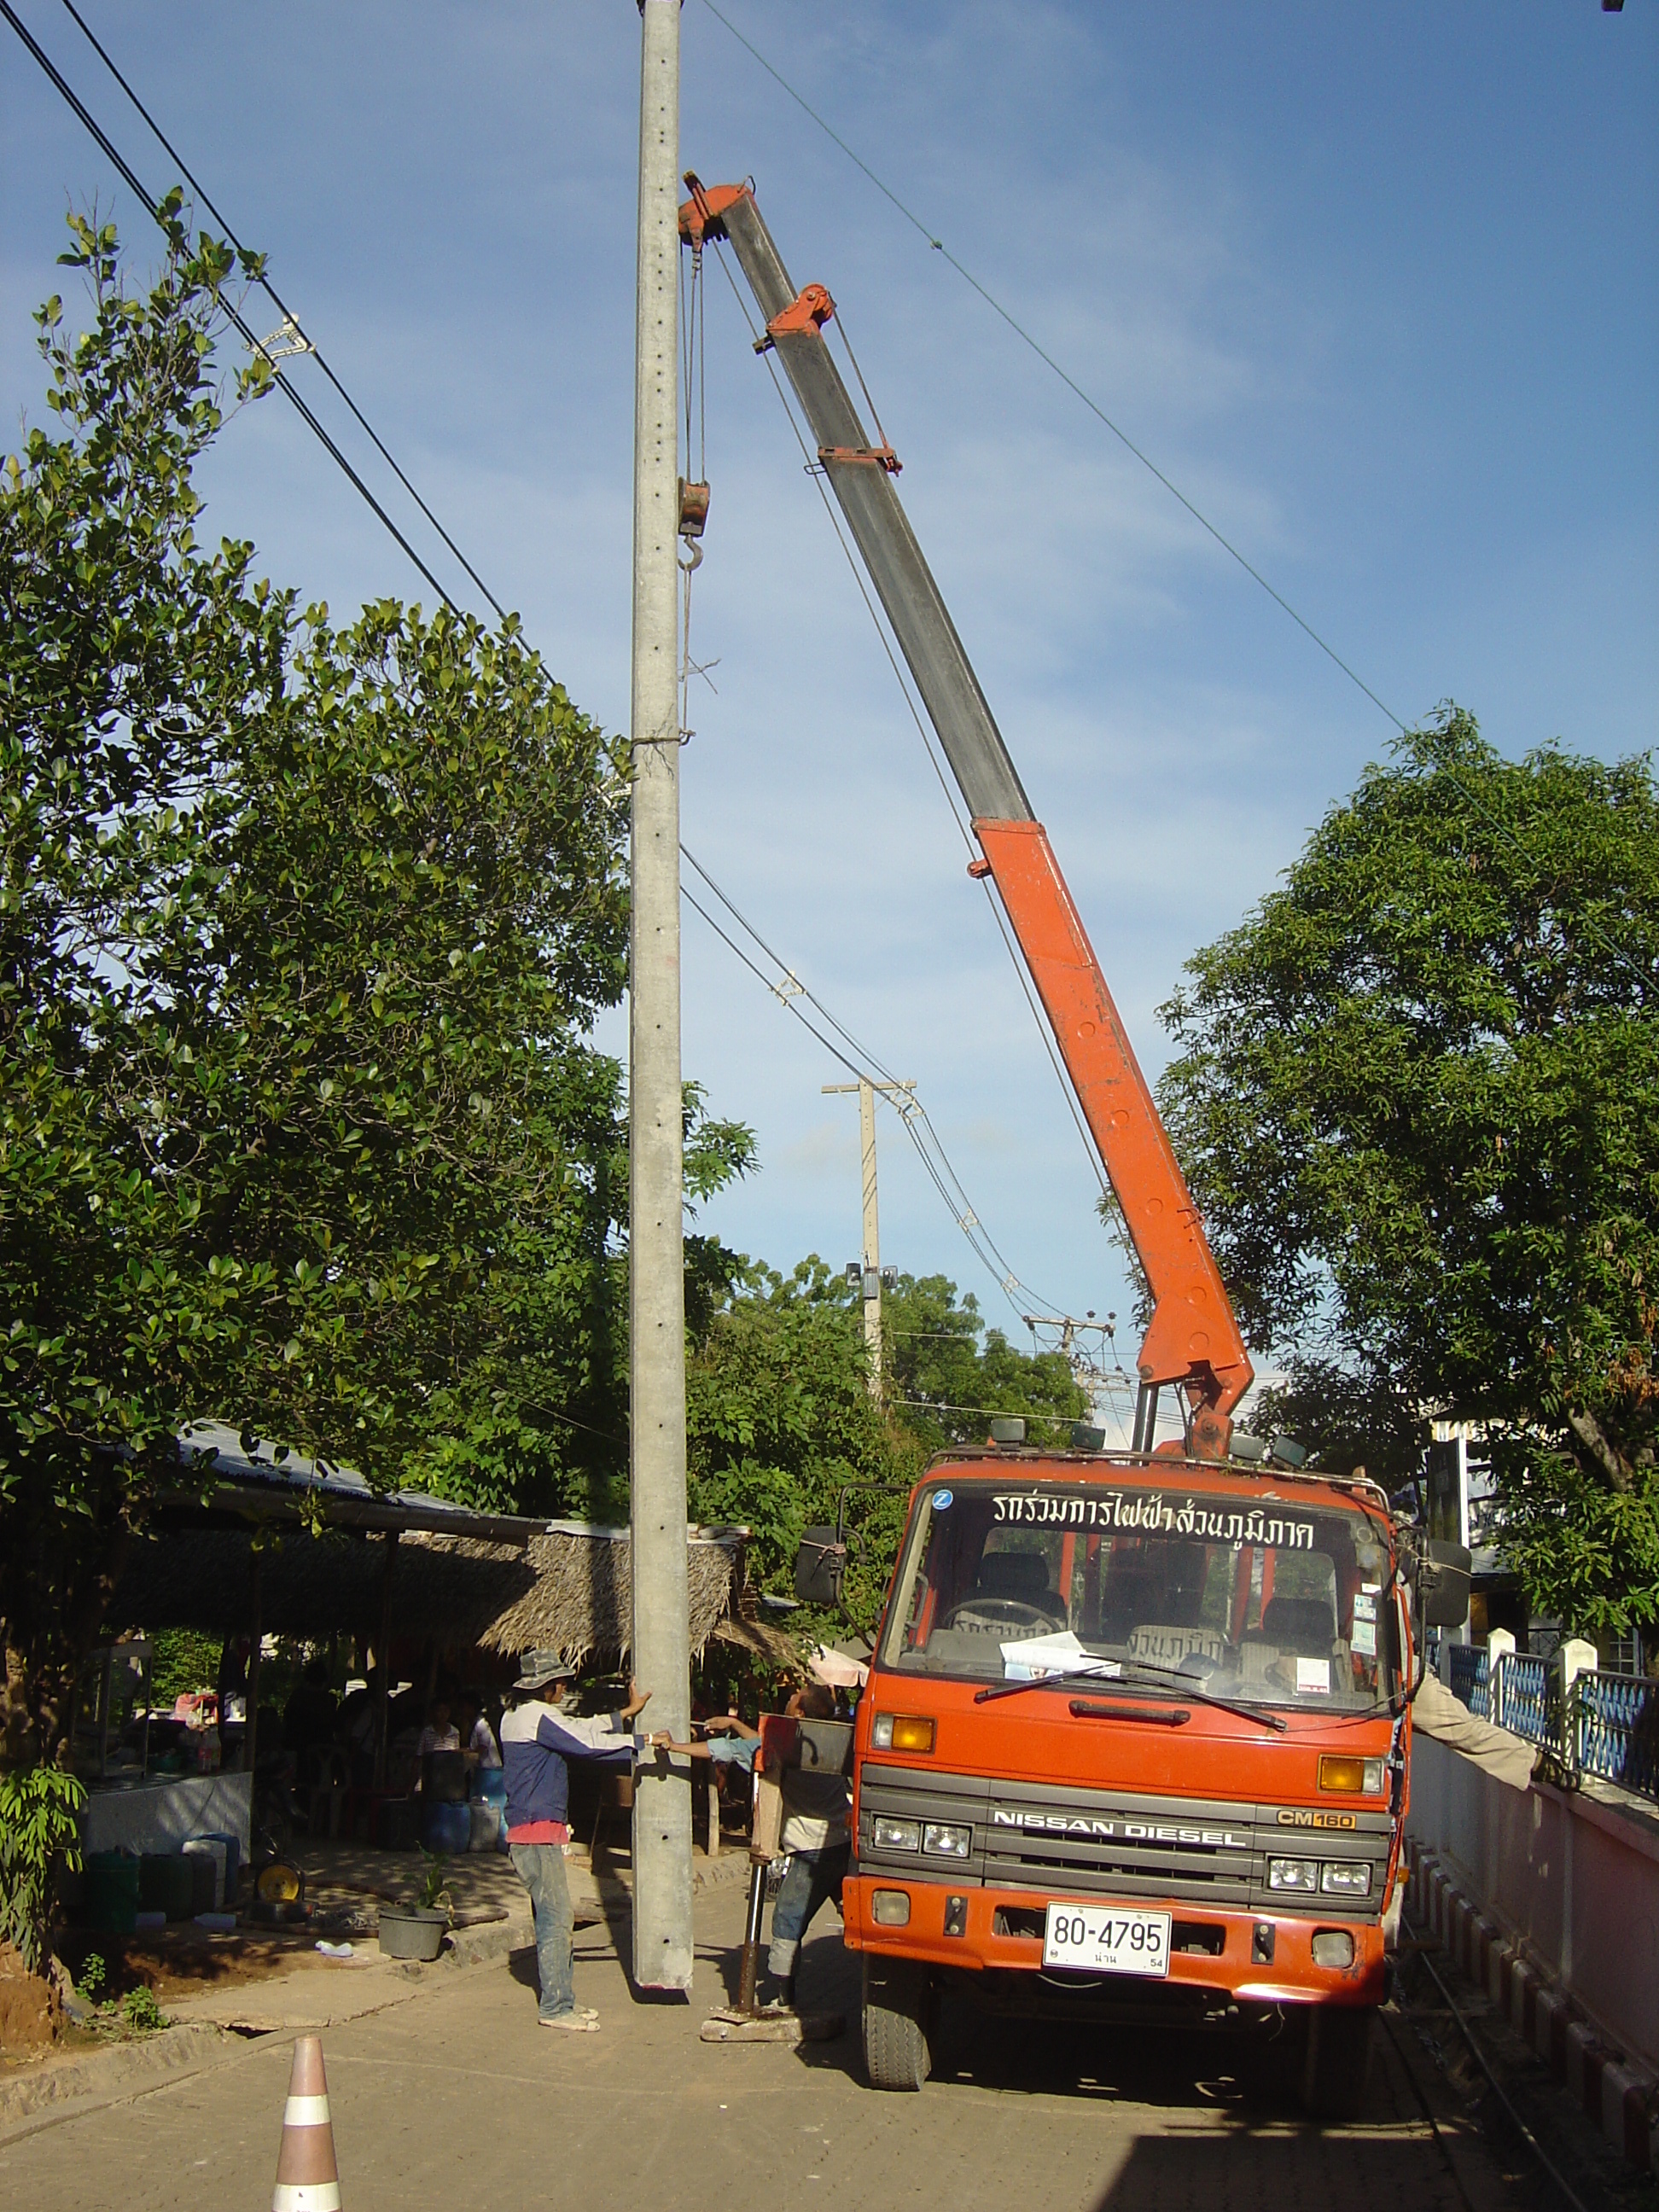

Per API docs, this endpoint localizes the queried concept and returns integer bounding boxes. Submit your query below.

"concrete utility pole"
[628,0,693,1994]
[824,1078,913,1394]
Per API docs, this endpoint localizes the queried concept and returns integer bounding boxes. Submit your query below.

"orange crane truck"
[680,177,1470,2116]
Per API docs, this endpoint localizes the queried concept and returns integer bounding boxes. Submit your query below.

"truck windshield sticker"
[932,1489,953,1510]
[992,1488,1317,1551]
[1295,1656,1332,1695]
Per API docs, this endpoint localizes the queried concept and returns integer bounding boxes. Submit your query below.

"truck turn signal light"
[872,1713,936,1754]
[1318,1755,1384,1795]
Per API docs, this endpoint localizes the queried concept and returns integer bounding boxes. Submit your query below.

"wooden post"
[374,1530,399,1788]
[245,1547,264,1774]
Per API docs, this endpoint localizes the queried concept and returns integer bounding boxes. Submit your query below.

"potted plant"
[376,1851,451,1962]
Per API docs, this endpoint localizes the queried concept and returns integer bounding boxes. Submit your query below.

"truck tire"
[1301,2005,1376,2122]
[862,1956,934,2091]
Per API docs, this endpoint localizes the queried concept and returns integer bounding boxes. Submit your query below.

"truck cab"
[829,1444,1435,2111]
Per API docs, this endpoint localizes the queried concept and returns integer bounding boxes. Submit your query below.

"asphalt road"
[1,1876,1538,2212]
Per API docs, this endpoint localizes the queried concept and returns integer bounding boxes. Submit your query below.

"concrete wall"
[82,1772,252,1859]
[1407,1730,1659,2076]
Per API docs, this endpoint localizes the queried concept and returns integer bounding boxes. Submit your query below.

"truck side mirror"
[794,1526,846,1606]
[1416,1539,1471,1629]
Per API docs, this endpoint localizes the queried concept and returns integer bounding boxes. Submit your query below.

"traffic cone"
[271,2034,341,2211]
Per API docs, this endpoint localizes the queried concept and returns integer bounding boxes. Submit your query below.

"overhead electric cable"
[698,0,1403,732]
[53,0,505,621]
[3,0,457,612]
[678,846,1070,1318]
[698,0,1651,996]
[678,872,1068,1330]
[5,4,1148,1318]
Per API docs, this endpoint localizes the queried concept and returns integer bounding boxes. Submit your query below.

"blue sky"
[4,3,1655,1434]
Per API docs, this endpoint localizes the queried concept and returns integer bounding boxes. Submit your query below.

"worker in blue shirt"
[501,1650,651,2031]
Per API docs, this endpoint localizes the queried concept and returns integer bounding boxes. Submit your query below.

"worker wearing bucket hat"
[501,1651,652,2030]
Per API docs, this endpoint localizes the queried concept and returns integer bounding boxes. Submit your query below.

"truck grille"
[857,1765,1390,1921]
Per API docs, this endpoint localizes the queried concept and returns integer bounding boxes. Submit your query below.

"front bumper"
[841,1873,1387,2008]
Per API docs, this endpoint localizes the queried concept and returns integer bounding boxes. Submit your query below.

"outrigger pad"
[699,2007,846,2045]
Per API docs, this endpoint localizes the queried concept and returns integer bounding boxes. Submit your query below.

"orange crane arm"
[681,178,1254,1444]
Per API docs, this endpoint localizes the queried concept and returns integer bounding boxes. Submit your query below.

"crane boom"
[681,178,1254,1442]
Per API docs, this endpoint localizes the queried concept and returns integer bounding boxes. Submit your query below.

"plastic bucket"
[422,1750,469,1802]
[84,1852,140,1936]
[139,1854,198,1922]
[196,1831,242,1907]
[377,1906,446,1963]
[182,1837,227,1910]
[421,1799,473,1856]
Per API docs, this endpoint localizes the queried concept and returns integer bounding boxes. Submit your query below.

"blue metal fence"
[1443,1646,1657,1805]
[1448,1643,1489,1717]
[1575,1670,1659,1799]
[1493,1650,1551,1744]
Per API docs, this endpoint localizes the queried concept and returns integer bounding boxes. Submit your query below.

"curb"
[0,1847,753,2145]
[0,2019,229,2138]
[1407,1837,1659,2176]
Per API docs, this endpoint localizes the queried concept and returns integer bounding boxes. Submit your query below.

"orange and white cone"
[271,2034,341,2211]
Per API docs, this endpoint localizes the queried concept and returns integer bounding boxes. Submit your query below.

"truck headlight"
[871,1815,920,1852]
[923,1822,971,1859]
[1319,1860,1371,1895]
[1268,1857,1319,1892]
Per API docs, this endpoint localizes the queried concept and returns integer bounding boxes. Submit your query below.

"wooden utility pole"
[628,0,693,1994]
[823,1078,913,1394]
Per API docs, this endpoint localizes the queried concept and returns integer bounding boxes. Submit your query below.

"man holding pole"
[502,1652,652,2031]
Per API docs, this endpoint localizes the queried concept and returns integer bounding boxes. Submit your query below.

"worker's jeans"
[767,1842,850,1979]
[509,1842,575,2019]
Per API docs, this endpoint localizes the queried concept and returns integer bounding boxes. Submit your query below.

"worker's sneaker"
[540,2010,599,2032]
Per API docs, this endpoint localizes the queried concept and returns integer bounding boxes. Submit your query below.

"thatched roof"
[110,1521,743,1669]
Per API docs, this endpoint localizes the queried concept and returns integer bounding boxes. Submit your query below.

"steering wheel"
[942,1597,1057,1632]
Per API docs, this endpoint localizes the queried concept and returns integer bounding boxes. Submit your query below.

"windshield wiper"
[973,1661,1290,1732]
[973,1668,1124,1706]
[1115,1661,1289,1733]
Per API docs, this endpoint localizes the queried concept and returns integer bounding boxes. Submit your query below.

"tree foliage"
[0,210,752,1766]
[687,1262,1089,1639]
[1158,708,1659,1632]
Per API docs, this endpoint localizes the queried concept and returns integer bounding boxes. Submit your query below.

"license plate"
[1043,1901,1171,1977]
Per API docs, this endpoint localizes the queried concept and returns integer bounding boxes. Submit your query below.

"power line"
[677,868,1070,1330]
[8,2,1079,1329]
[698,0,1406,733]
[3,0,459,613]
[53,0,506,623]
[697,0,1652,996]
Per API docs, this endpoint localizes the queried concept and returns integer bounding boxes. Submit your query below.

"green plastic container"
[138,1852,196,1921]
[84,1851,140,1935]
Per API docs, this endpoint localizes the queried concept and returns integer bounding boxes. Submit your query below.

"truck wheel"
[1301,2005,1376,2122]
[862,1956,934,2091]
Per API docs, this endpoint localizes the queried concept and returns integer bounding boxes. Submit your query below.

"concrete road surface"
[2,1875,1532,2211]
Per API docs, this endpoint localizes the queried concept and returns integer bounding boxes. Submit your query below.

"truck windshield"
[878,1476,1398,1710]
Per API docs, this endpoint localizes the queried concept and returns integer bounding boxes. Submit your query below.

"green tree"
[1156,708,1659,1633]
[0,209,752,1774]
[687,1260,1091,1639]
[887,1272,1089,1454]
